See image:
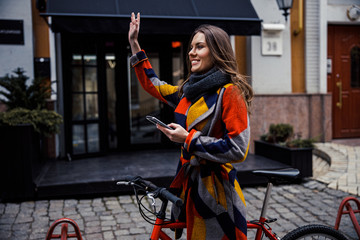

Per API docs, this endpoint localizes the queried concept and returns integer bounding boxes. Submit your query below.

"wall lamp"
[347,5,360,21]
[276,0,294,21]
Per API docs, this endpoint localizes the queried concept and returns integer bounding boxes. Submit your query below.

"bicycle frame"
[247,221,278,240]
[152,221,277,240]
[150,198,186,240]
[150,182,279,240]
[246,181,280,240]
[151,219,186,240]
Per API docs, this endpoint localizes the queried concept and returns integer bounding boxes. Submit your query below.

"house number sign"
[261,23,284,56]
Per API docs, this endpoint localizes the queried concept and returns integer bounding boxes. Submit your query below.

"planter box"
[0,125,40,201]
[254,140,313,178]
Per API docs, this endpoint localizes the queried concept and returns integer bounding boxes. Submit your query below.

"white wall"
[304,1,327,93]
[250,0,292,94]
[0,0,34,79]
[327,0,360,23]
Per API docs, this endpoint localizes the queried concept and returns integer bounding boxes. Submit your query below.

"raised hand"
[129,12,141,54]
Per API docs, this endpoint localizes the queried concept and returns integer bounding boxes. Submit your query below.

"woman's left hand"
[157,123,189,143]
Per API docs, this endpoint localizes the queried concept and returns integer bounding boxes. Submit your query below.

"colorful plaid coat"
[131,50,250,240]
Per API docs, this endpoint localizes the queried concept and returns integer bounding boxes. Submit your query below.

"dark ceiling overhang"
[41,0,262,35]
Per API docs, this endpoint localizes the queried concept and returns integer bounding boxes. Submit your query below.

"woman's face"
[188,32,213,74]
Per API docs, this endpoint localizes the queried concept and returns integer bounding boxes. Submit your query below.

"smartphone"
[146,116,174,130]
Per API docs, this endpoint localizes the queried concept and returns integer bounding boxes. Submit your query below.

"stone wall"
[249,93,332,152]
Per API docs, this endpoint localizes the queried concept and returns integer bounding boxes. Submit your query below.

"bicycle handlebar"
[157,188,183,207]
[117,176,183,207]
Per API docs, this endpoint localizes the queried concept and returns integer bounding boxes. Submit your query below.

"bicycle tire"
[282,224,349,240]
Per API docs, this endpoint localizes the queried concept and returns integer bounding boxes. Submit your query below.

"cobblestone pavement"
[314,143,360,196]
[0,143,359,240]
[0,181,358,240]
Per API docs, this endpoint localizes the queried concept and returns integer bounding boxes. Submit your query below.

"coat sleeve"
[183,85,250,164]
[130,50,180,108]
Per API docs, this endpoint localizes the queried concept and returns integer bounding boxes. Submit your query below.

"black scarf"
[183,68,231,102]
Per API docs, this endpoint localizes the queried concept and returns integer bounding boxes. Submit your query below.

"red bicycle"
[117,168,349,240]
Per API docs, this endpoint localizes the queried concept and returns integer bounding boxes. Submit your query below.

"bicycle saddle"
[251,168,300,181]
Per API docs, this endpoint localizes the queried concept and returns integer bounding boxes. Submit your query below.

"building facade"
[0,0,34,79]
[1,0,359,160]
[247,0,360,152]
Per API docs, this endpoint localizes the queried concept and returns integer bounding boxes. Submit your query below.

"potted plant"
[254,123,315,178]
[0,68,63,201]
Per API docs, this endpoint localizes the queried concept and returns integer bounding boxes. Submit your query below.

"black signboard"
[0,20,24,45]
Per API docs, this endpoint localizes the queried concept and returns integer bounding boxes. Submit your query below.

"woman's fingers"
[130,12,140,26]
[129,13,138,40]
[157,123,189,143]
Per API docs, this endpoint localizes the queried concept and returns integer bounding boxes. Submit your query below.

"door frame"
[61,34,107,158]
[328,25,360,139]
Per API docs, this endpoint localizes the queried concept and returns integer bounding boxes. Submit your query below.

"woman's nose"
[188,48,195,56]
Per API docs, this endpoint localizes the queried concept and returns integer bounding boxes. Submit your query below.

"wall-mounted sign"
[261,23,285,56]
[0,20,24,45]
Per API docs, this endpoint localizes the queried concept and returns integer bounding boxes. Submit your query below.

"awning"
[41,0,261,35]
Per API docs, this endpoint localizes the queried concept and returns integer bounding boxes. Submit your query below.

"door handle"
[336,81,342,109]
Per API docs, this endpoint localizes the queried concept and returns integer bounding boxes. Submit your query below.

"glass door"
[70,51,100,155]
[128,53,162,144]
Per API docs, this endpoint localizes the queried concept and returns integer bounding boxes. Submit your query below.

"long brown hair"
[179,24,254,111]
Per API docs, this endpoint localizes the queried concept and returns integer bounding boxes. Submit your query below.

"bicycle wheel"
[282,224,348,240]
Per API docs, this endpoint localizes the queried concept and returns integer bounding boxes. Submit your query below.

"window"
[351,46,360,88]
[70,52,100,155]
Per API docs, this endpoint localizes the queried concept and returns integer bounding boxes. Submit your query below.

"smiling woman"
[128,12,253,239]
[188,33,213,74]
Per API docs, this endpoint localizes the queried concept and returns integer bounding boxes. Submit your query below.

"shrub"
[0,108,63,136]
[261,123,315,148]
[260,123,293,143]
[0,68,50,110]
[0,68,62,137]
[286,138,315,148]
[269,123,293,143]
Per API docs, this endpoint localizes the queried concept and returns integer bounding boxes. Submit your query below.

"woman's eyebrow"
[191,41,206,47]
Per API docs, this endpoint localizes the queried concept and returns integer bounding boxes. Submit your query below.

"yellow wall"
[291,0,305,93]
[235,36,247,75]
[31,0,50,58]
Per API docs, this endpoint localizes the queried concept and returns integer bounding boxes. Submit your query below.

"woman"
[129,12,253,239]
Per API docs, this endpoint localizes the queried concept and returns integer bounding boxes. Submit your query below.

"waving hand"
[129,12,141,54]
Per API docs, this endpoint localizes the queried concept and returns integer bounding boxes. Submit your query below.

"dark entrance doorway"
[61,34,187,158]
[328,25,360,139]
